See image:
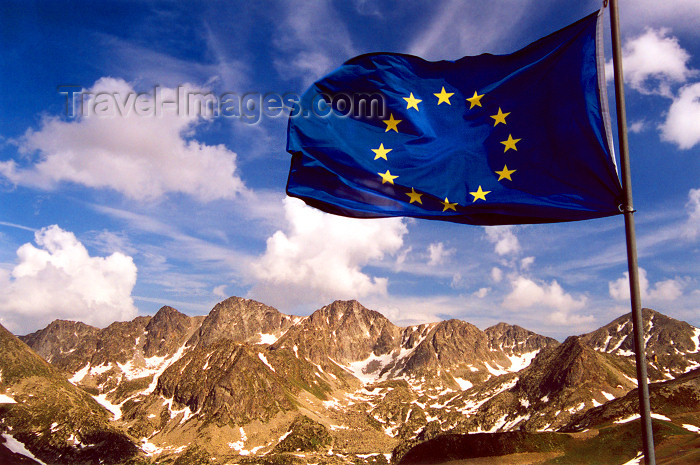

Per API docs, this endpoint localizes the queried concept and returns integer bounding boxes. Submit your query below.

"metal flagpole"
[607,0,656,463]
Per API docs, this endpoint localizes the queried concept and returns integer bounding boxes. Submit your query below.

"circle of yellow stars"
[371,86,521,212]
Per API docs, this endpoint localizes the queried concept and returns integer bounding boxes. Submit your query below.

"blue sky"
[1,0,699,339]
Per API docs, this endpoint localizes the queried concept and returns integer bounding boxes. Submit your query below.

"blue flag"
[286,11,623,225]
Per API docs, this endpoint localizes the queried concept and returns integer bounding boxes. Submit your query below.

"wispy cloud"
[272,1,356,87]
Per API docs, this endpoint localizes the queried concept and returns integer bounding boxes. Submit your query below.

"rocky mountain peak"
[485,322,560,356]
[19,319,99,364]
[186,297,295,348]
[581,308,700,379]
[144,306,203,358]
[273,300,401,365]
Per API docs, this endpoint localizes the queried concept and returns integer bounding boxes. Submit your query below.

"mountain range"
[1,298,699,464]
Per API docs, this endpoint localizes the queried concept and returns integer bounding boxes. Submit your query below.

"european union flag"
[286,11,623,225]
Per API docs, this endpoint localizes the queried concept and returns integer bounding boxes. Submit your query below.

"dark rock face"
[144,306,203,358]
[187,297,295,348]
[271,415,332,453]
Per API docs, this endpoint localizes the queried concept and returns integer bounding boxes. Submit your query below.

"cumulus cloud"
[660,83,700,150]
[484,226,520,256]
[609,267,684,303]
[503,275,587,314]
[0,78,245,201]
[427,242,454,266]
[249,198,407,309]
[0,225,138,334]
[605,28,695,97]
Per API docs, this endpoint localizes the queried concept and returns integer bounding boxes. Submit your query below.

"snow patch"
[688,327,700,354]
[258,333,278,345]
[140,438,164,456]
[621,452,643,465]
[141,343,188,396]
[0,393,16,403]
[92,393,122,420]
[453,377,473,390]
[602,391,615,401]
[258,352,275,372]
[682,424,700,433]
[1,433,49,465]
[615,414,641,424]
[506,350,539,372]
[650,413,671,421]
[343,352,395,384]
[69,363,90,384]
[483,362,508,376]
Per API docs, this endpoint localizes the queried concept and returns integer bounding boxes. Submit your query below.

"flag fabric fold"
[286,10,623,225]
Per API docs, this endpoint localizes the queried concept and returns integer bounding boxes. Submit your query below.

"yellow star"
[372,143,392,160]
[441,198,458,212]
[495,165,516,181]
[406,188,423,204]
[378,170,398,185]
[470,186,491,202]
[490,108,510,126]
[403,93,422,111]
[383,113,402,132]
[500,134,521,153]
[466,91,484,109]
[434,86,454,105]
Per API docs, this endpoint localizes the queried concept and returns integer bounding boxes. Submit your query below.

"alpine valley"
[1,298,699,465]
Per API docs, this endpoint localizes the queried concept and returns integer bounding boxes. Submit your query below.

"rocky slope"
[0,323,142,465]
[10,298,700,464]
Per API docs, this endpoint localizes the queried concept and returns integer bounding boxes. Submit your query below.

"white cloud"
[213,285,228,298]
[0,78,245,201]
[629,120,647,133]
[484,226,520,256]
[605,28,695,97]
[619,0,700,36]
[249,198,407,309]
[684,188,700,239]
[520,256,535,270]
[0,225,138,334]
[609,268,684,303]
[503,275,587,313]
[491,267,503,283]
[427,242,454,266]
[660,82,700,150]
[473,287,491,298]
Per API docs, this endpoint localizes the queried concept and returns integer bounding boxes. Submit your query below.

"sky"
[1,0,699,339]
